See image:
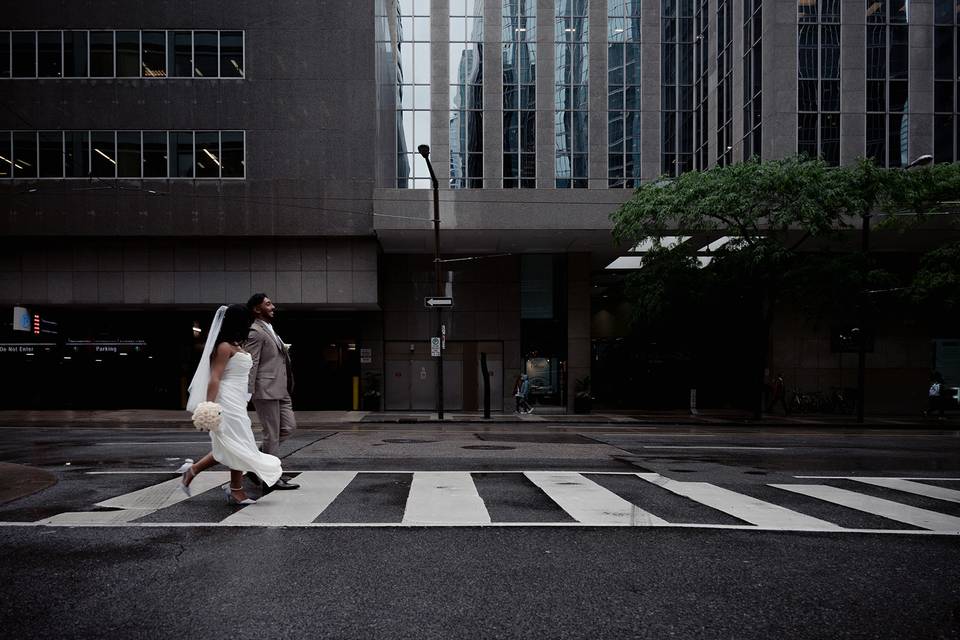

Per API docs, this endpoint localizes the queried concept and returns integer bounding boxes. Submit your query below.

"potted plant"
[574,376,592,414]
[362,372,382,411]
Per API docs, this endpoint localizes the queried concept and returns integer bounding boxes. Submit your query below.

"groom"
[245,293,299,490]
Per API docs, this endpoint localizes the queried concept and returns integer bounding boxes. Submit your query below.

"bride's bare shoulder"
[215,342,240,358]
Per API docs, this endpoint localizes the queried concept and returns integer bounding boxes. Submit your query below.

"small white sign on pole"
[430,337,441,357]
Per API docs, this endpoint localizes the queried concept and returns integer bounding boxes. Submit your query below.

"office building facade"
[0,0,954,411]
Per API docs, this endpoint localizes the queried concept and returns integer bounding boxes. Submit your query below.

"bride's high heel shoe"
[224,486,256,505]
[176,459,195,496]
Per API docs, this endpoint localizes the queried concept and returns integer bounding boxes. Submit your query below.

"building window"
[38,31,63,78]
[798,0,840,165]
[64,31,89,78]
[450,0,484,189]
[866,0,909,167]
[397,0,432,188]
[934,0,958,163]
[662,0,694,176]
[0,130,245,179]
[503,0,537,188]
[743,0,762,161]
[0,32,9,78]
[115,31,140,78]
[556,0,589,188]
[717,0,733,165]
[0,30,244,79]
[12,32,37,78]
[608,0,642,187]
[694,0,709,170]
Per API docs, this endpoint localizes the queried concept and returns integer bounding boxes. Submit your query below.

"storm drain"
[382,438,437,444]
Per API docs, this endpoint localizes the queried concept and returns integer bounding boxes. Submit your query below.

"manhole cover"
[462,445,516,451]
[382,438,436,444]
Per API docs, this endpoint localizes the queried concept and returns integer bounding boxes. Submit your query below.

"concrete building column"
[640,0,662,181]
[537,0,556,188]
[762,0,798,159]
[588,0,608,188]
[731,0,745,157]
[707,0,720,167]
[566,253,591,413]
[484,0,504,188]
[909,0,934,160]
[841,0,866,164]
[431,0,451,185]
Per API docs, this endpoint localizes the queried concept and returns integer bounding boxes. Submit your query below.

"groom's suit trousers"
[253,396,296,456]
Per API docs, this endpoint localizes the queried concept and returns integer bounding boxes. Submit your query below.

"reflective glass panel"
[12,31,36,77]
[220,131,245,178]
[142,131,167,178]
[142,31,166,77]
[90,131,117,177]
[90,31,114,77]
[193,31,218,77]
[195,132,220,178]
[64,31,88,77]
[116,31,140,77]
[220,31,243,77]
[0,132,10,178]
[168,31,192,78]
[38,131,63,178]
[37,31,62,78]
[64,131,89,178]
[0,33,9,77]
[117,131,141,178]
[12,132,37,178]
[169,131,194,178]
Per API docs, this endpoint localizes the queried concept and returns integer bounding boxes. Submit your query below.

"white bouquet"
[191,401,223,432]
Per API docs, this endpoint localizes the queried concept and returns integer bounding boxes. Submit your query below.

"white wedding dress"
[210,352,283,486]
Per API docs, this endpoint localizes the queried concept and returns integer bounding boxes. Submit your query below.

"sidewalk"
[0,408,954,428]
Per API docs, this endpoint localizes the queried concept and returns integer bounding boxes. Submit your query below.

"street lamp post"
[418,144,444,420]
[855,153,933,423]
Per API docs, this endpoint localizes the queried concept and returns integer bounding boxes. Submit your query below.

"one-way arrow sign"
[424,297,454,308]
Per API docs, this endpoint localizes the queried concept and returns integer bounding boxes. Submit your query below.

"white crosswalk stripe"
[770,484,960,533]
[11,472,960,534]
[846,478,960,504]
[636,473,842,530]
[526,472,667,525]
[403,472,490,525]
[222,471,357,526]
[37,472,230,525]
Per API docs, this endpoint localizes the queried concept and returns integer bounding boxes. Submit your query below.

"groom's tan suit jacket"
[245,319,294,400]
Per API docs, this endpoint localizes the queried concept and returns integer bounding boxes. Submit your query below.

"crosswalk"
[12,471,960,534]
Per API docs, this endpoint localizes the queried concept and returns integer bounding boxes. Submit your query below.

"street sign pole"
[420,145,444,420]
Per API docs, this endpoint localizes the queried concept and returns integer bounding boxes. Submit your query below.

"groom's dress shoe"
[272,477,300,490]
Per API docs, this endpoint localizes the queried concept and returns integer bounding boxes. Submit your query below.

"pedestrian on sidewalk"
[245,293,300,490]
[925,371,946,420]
[515,373,533,414]
[766,372,790,415]
[179,304,283,504]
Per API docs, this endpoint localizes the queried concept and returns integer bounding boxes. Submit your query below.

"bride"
[178,304,283,504]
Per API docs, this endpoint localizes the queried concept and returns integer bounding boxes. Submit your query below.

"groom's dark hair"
[247,293,268,311]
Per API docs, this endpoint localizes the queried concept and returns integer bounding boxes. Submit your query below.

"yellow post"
[352,376,359,410]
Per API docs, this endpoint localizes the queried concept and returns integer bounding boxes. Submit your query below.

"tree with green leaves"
[611,156,960,418]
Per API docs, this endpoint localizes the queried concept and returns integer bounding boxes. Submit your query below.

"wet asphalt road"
[0,424,959,639]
